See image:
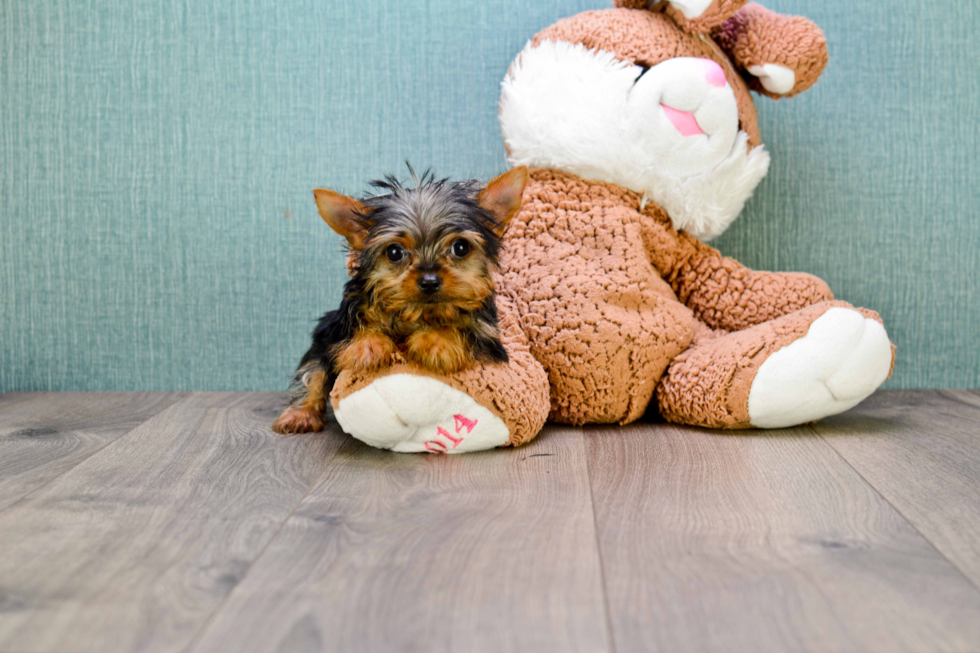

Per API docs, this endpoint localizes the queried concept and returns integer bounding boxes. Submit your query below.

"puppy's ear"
[478,166,529,236]
[313,189,373,250]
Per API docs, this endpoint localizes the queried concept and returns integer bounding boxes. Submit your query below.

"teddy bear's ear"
[712,4,829,98]
[614,0,750,34]
[313,188,374,250]
[478,166,529,236]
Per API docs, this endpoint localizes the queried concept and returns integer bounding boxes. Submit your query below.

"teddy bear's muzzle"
[625,57,742,177]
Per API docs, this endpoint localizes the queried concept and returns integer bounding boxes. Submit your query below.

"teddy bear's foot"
[657,302,893,429]
[747,307,892,428]
[332,374,511,453]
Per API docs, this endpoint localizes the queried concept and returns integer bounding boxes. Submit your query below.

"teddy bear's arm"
[643,211,833,332]
[614,0,749,33]
[711,3,828,99]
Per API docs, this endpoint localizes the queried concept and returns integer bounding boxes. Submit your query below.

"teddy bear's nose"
[700,59,727,88]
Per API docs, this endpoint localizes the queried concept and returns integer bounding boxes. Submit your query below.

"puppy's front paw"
[272,406,324,435]
[406,328,468,374]
[336,332,396,373]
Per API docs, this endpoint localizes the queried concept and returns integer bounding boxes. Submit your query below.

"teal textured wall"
[1,0,977,392]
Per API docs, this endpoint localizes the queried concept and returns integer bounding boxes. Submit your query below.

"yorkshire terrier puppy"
[272,165,529,434]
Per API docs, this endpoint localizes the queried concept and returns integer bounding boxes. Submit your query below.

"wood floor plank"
[0,392,186,512]
[188,426,611,653]
[814,389,980,590]
[0,392,345,653]
[586,420,980,653]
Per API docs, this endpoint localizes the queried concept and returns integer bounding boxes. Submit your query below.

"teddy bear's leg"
[711,3,828,98]
[614,0,749,34]
[327,297,550,453]
[657,301,894,429]
[509,249,696,426]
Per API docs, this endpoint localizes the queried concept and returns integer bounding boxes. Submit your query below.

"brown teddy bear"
[324,0,894,453]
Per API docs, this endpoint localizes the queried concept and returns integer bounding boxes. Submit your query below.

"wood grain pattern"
[188,426,611,653]
[815,389,980,590]
[585,420,980,653]
[0,392,186,512]
[4,390,980,653]
[0,392,345,653]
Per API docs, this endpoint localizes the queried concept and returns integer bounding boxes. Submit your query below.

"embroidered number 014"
[424,414,479,453]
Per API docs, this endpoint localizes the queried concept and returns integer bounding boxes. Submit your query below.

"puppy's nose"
[418,273,442,295]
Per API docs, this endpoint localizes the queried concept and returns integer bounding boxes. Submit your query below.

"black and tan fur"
[273,165,528,434]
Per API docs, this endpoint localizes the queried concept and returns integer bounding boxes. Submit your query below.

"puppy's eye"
[385,244,405,263]
[451,239,470,258]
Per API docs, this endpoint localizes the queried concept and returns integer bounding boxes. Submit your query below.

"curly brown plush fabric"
[637,204,835,330]
[498,170,697,425]
[712,3,829,98]
[497,169,847,426]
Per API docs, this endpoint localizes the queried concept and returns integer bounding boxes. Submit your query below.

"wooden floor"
[1,391,979,652]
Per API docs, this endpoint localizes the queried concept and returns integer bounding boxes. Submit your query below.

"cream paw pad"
[333,374,510,453]
[748,308,893,429]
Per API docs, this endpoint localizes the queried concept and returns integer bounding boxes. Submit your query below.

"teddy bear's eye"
[633,65,651,85]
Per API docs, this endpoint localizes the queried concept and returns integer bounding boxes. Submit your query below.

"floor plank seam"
[179,432,353,653]
[810,422,980,599]
[0,394,186,519]
[582,427,619,653]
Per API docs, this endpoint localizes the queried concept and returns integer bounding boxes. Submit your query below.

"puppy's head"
[314,166,528,314]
